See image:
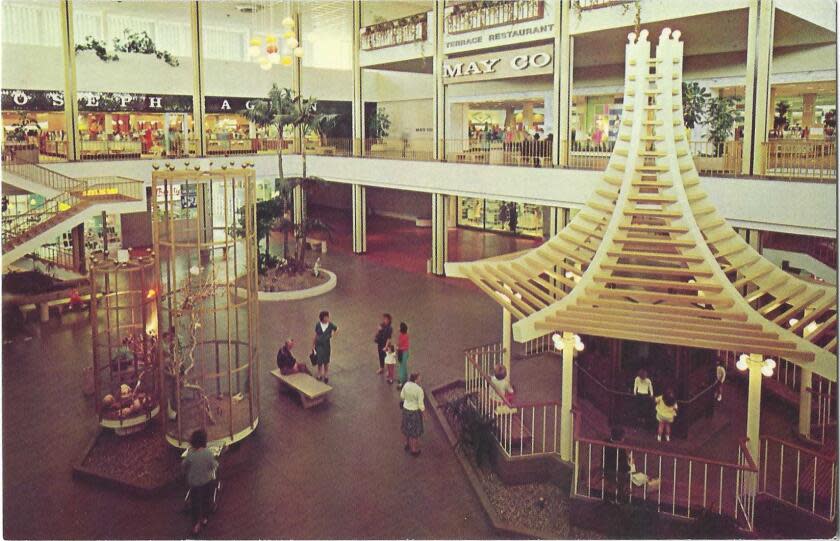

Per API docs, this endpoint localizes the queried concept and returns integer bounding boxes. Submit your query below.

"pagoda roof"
[446,29,837,381]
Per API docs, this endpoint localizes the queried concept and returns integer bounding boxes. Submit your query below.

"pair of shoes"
[387,379,393,384]
[410,450,421,457]
[397,384,403,390]
[665,435,670,442]
[716,395,722,402]
[324,377,329,384]
[316,375,322,381]
[376,368,383,374]
[201,518,209,526]
[657,434,662,442]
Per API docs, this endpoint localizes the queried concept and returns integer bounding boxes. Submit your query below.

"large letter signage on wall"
[76,92,193,113]
[1,89,65,111]
[442,45,553,84]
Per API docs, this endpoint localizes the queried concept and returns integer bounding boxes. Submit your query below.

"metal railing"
[34,243,75,271]
[522,330,560,357]
[572,407,759,530]
[2,160,87,193]
[79,140,143,160]
[363,138,434,161]
[689,140,743,176]
[808,380,837,445]
[446,0,544,35]
[575,0,633,10]
[445,138,553,167]
[762,140,837,182]
[2,190,83,248]
[80,176,145,201]
[464,348,561,458]
[305,138,353,158]
[760,435,837,522]
[763,231,837,270]
[361,12,428,51]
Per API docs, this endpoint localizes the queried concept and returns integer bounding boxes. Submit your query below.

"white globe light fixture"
[788,318,799,327]
[294,47,304,58]
[805,321,818,336]
[552,333,562,349]
[761,364,774,378]
[736,354,749,371]
[286,37,299,49]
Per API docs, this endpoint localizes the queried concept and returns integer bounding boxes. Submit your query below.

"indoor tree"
[706,95,743,157]
[681,81,710,132]
[774,100,791,136]
[823,108,836,138]
[241,85,296,192]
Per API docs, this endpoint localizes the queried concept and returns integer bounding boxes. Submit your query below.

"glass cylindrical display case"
[89,253,161,434]
[152,164,259,448]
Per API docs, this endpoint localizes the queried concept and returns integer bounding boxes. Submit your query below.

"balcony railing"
[762,231,837,269]
[760,435,837,523]
[574,0,633,10]
[34,243,75,271]
[446,0,544,35]
[445,138,552,167]
[361,12,428,51]
[762,140,837,182]
[365,138,435,161]
[572,406,759,530]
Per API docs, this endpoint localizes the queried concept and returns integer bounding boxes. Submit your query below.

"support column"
[293,185,305,225]
[745,353,764,462]
[798,368,813,438]
[502,308,512,375]
[433,1,445,161]
[189,1,207,156]
[742,0,775,175]
[560,331,575,461]
[802,94,817,130]
[291,1,303,155]
[71,223,85,274]
[430,193,447,275]
[352,0,363,156]
[59,0,80,161]
[351,184,366,254]
[552,0,572,166]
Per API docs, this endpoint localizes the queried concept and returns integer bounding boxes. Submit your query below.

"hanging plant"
[113,30,180,67]
[75,36,119,62]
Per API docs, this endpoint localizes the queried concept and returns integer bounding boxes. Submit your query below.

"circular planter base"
[101,404,161,435]
[239,269,337,301]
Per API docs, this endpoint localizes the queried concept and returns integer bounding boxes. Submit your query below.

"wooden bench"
[305,237,328,253]
[270,369,333,409]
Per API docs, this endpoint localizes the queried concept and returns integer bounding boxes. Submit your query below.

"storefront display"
[457,197,543,237]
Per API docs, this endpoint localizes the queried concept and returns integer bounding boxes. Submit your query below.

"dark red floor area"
[304,205,542,278]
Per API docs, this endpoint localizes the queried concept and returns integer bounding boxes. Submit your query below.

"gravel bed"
[434,384,603,539]
[81,420,181,490]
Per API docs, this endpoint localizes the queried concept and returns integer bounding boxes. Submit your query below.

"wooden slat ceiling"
[445,30,837,381]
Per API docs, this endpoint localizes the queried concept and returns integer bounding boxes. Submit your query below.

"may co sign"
[442,44,553,84]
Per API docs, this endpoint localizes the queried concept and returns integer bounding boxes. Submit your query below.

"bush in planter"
[442,395,496,467]
[706,96,742,157]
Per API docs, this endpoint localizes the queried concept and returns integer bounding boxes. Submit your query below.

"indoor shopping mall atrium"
[1,0,838,539]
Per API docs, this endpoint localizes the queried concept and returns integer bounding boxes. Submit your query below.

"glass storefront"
[457,197,543,238]
[570,94,622,152]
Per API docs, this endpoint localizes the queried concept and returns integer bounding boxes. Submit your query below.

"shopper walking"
[655,389,678,442]
[396,322,410,389]
[400,372,425,456]
[182,429,218,535]
[312,310,338,383]
[374,313,393,375]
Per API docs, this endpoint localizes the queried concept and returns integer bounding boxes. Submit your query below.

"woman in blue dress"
[312,310,338,383]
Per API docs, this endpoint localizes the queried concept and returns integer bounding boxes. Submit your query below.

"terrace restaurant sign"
[442,45,553,84]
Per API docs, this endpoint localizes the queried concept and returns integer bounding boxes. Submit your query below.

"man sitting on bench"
[276,339,311,376]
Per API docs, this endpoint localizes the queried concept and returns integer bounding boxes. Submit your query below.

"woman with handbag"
[312,311,338,383]
[400,372,425,457]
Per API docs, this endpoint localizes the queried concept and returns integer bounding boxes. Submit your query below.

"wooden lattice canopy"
[446,29,837,382]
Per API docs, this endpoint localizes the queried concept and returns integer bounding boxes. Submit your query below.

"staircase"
[2,154,146,271]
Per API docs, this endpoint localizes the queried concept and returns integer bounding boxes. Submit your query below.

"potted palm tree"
[241,85,296,192]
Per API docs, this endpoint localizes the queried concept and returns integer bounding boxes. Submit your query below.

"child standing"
[654,390,678,442]
[715,360,727,402]
[383,340,397,384]
[396,322,410,390]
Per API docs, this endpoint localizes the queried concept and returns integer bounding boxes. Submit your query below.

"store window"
[73,1,195,160]
[301,1,355,156]
[769,82,837,140]
[361,1,434,161]
[202,2,293,155]
[457,197,543,238]
[1,0,67,161]
[444,42,554,167]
